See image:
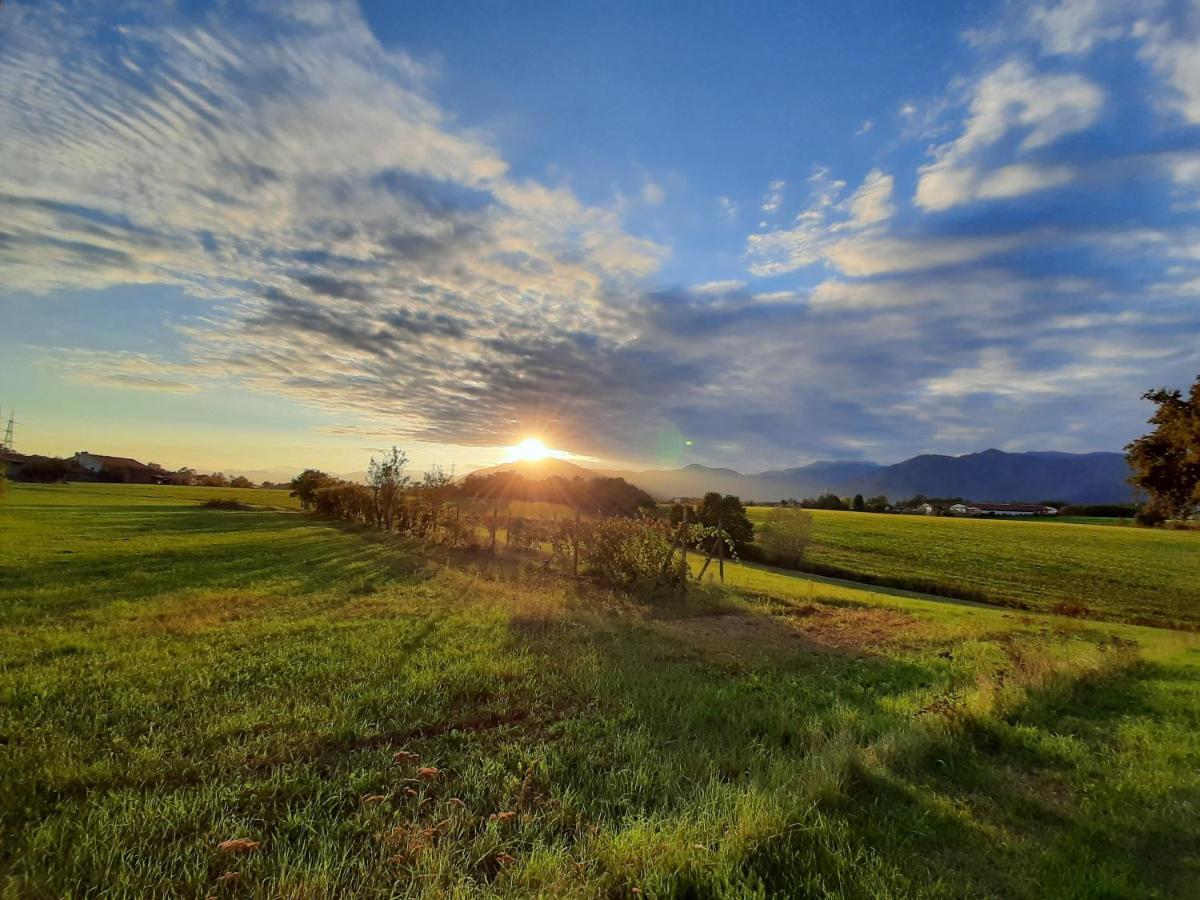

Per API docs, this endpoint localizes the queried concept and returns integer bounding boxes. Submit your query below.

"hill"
[470,448,1133,504]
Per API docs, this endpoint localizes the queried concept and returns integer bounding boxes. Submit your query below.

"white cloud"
[1136,16,1200,124]
[846,168,895,226]
[1026,0,1143,55]
[855,118,873,136]
[692,279,745,294]
[915,60,1104,210]
[749,167,914,276]
[641,181,665,204]
[976,163,1078,199]
[717,195,739,220]
[825,234,1027,278]
[761,179,786,213]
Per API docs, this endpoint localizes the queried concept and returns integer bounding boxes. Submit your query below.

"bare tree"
[368,447,410,531]
[759,506,814,569]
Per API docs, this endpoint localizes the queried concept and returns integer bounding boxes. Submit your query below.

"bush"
[200,498,251,510]
[757,506,814,569]
[577,516,678,587]
[313,483,374,522]
[1136,506,1167,527]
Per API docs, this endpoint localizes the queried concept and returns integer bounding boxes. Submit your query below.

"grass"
[2,483,1199,897]
[747,507,1200,629]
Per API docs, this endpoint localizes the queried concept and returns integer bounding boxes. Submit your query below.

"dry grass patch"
[133,590,272,635]
[655,601,930,661]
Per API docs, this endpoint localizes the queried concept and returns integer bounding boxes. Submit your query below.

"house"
[918,502,937,515]
[952,502,1058,517]
[73,452,164,484]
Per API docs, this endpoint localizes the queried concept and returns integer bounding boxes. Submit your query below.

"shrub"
[1135,506,1167,527]
[314,483,374,522]
[200,498,251,510]
[757,506,814,569]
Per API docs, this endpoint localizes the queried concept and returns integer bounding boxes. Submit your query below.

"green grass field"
[3,483,1200,897]
[747,507,1200,629]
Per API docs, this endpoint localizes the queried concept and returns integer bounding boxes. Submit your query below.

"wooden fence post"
[717,515,724,584]
[491,500,498,552]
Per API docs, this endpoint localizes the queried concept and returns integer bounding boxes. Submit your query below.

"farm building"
[949,502,1058,517]
[73,452,164,484]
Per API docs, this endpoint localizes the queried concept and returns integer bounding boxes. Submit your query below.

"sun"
[510,437,550,462]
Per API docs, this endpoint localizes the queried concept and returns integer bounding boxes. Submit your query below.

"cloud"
[1025,0,1144,55]
[1136,15,1200,124]
[0,0,668,452]
[846,169,895,226]
[641,181,666,204]
[760,180,786,213]
[749,167,925,276]
[717,195,739,220]
[915,60,1104,210]
[40,349,214,394]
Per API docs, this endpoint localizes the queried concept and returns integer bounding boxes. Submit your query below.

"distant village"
[0,450,288,490]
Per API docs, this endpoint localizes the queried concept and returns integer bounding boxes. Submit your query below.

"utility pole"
[0,407,14,454]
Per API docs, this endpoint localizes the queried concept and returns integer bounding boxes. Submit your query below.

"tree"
[230,475,254,489]
[851,493,865,512]
[368,447,410,530]
[801,493,848,511]
[758,506,813,569]
[865,495,889,513]
[696,492,754,551]
[289,468,332,510]
[1126,374,1200,522]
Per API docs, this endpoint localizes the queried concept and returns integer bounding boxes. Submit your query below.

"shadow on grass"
[819,659,1200,899]
[0,506,431,622]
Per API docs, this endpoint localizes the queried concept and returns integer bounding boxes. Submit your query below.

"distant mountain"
[850,449,1134,504]
[471,449,1134,505]
[467,458,600,481]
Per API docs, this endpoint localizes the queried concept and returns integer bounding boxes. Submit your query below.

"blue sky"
[1,0,1198,476]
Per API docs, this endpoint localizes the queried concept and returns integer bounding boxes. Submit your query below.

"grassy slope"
[747,507,1200,629]
[1,484,1198,897]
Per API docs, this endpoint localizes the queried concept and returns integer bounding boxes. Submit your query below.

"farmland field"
[3,483,1200,897]
[747,507,1200,629]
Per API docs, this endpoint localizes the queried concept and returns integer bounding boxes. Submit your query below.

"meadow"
[747,507,1200,630]
[2,483,1199,897]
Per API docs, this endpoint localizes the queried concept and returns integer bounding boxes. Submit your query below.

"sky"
[2,0,1199,477]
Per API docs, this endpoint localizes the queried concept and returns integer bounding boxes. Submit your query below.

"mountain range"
[471,449,1136,505]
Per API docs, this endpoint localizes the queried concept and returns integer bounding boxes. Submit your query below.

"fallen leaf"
[215,871,240,886]
[217,838,260,854]
[392,750,420,765]
[495,852,516,866]
[417,766,440,780]
[362,793,388,805]
[448,797,467,809]
[489,811,516,824]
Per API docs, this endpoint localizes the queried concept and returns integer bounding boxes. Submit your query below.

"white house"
[951,502,1058,517]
